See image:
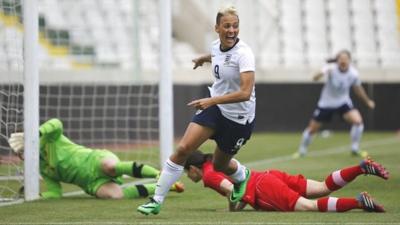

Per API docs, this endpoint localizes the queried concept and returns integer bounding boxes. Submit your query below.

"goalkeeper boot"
[229,168,250,202]
[357,192,385,212]
[137,197,161,215]
[360,157,389,180]
[292,152,306,159]
[351,150,368,158]
[171,181,185,193]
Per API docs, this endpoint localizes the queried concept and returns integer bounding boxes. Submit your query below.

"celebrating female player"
[185,150,388,213]
[295,50,375,158]
[138,6,256,215]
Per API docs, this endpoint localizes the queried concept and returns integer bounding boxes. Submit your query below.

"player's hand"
[8,132,25,154]
[313,72,324,81]
[192,57,206,70]
[367,100,375,109]
[187,98,215,110]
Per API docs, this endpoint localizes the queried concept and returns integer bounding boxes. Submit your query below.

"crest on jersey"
[224,54,232,66]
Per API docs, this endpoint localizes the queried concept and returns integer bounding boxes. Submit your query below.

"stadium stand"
[0,0,399,71]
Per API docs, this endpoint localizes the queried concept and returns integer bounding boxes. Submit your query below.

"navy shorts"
[191,105,255,155]
[312,103,353,122]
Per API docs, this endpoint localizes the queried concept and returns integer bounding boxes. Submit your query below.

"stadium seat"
[1,0,399,71]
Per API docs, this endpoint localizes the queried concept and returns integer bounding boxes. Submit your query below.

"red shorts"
[255,170,307,211]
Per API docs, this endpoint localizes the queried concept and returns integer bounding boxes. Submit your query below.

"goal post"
[23,0,40,201]
[159,0,173,169]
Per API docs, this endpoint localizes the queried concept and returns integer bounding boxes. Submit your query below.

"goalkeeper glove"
[8,132,25,154]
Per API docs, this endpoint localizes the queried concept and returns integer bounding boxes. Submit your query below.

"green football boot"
[229,168,250,202]
[137,197,161,215]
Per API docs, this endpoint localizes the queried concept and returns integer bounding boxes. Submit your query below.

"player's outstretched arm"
[8,132,25,157]
[218,179,239,212]
[187,71,254,110]
[213,71,254,104]
[39,118,64,142]
[192,54,211,69]
[8,119,64,156]
[312,72,324,81]
[353,85,375,109]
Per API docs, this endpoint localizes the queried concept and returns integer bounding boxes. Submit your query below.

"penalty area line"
[1,222,400,225]
[245,136,399,168]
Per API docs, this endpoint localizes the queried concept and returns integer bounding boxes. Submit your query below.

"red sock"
[317,197,359,212]
[325,165,363,191]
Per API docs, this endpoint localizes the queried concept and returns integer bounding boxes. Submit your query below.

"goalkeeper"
[8,118,184,199]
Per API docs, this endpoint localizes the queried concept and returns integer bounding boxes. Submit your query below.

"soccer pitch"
[1,131,399,224]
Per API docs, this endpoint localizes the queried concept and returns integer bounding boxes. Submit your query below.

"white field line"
[246,137,400,168]
[0,176,23,181]
[1,222,400,225]
[0,199,23,207]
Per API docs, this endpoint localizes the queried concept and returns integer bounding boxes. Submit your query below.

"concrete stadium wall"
[174,83,400,136]
[2,82,397,149]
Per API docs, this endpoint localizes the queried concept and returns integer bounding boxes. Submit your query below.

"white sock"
[299,128,312,155]
[350,123,364,152]
[153,158,184,203]
[228,159,246,183]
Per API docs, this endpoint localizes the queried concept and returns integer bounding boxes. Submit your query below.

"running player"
[185,150,388,212]
[138,6,256,215]
[8,118,184,199]
[295,50,375,158]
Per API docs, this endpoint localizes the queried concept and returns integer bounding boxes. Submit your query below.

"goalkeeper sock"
[115,162,160,178]
[325,165,363,191]
[122,183,156,199]
[317,197,359,212]
[153,158,184,203]
[299,128,312,155]
[350,123,364,152]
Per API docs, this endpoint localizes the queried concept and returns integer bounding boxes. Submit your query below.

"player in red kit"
[184,150,389,212]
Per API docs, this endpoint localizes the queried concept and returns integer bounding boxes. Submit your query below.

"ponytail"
[184,150,213,170]
[326,58,337,63]
[326,49,352,63]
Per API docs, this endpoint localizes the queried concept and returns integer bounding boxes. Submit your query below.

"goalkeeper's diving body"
[8,118,184,199]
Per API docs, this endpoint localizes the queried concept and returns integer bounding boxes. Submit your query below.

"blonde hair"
[216,5,239,25]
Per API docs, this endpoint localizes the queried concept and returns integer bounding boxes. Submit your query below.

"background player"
[138,5,256,215]
[295,50,375,158]
[185,150,388,212]
[8,118,184,199]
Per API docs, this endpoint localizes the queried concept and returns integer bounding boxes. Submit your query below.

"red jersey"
[201,161,307,211]
[202,160,232,196]
[241,170,263,209]
[201,160,261,208]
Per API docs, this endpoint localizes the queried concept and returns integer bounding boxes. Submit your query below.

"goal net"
[0,0,24,203]
[0,0,171,203]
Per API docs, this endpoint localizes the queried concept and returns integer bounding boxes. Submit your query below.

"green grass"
[1,131,400,224]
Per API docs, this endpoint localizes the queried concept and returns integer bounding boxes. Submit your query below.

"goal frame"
[23,0,40,201]
[19,0,174,201]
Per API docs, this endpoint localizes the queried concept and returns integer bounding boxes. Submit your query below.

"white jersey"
[317,63,361,108]
[209,39,256,125]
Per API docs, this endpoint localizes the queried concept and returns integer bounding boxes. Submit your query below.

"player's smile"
[224,35,237,45]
